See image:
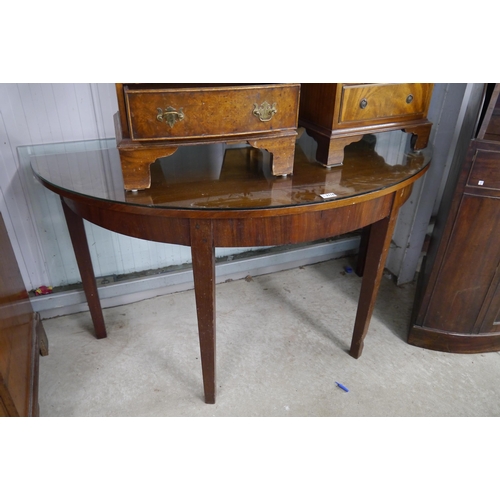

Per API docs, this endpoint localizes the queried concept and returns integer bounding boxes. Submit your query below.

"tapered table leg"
[190,219,216,404]
[355,225,371,277]
[349,187,411,358]
[61,198,107,339]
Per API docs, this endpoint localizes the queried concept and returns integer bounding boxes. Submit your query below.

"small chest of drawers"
[115,83,300,190]
[298,83,434,166]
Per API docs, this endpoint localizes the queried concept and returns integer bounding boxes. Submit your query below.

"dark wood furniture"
[0,213,48,417]
[409,83,500,353]
[29,131,430,404]
[115,84,300,190]
[299,83,434,166]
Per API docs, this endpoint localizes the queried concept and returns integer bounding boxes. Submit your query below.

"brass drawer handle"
[406,94,414,104]
[253,101,277,122]
[359,98,368,109]
[156,106,185,128]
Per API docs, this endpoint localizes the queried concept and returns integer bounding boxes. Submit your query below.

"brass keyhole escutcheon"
[359,98,368,109]
[157,106,185,128]
[406,94,414,104]
[253,102,277,122]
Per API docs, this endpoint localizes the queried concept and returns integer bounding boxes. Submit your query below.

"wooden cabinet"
[0,213,47,416]
[115,84,300,190]
[409,84,500,353]
[298,83,434,166]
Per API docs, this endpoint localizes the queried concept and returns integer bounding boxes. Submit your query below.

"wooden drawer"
[338,83,432,125]
[124,84,300,141]
[467,149,500,191]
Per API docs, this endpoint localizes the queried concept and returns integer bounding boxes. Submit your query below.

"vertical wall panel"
[0,89,50,289]
[90,83,118,139]
[1,83,107,290]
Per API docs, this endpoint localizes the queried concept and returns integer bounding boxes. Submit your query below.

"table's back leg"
[190,219,216,404]
[61,198,107,339]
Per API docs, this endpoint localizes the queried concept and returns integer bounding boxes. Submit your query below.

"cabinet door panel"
[479,265,500,332]
[424,195,500,333]
[0,213,41,416]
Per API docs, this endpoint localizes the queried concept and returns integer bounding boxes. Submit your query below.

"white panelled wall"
[1,83,115,289]
[1,83,125,289]
[0,83,472,313]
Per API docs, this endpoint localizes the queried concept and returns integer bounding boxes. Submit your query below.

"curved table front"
[29,131,431,404]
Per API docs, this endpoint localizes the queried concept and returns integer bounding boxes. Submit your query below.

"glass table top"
[23,130,431,211]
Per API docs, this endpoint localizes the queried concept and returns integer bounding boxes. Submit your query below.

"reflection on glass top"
[25,131,431,211]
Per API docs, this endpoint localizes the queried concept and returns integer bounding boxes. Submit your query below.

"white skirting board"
[31,237,360,319]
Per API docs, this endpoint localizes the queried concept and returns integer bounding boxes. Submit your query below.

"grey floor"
[38,257,500,417]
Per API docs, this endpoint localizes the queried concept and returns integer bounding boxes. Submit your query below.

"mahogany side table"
[29,131,431,403]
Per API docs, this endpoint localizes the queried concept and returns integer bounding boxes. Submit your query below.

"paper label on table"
[320,192,337,200]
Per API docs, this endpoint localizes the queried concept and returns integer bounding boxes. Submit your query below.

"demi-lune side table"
[27,131,431,403]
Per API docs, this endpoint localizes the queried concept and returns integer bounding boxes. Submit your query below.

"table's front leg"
[61,197,107,339]
[190,219,216,404]
[349,187,412,358]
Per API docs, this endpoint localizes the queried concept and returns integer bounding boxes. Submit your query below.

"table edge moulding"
[26,84,433,404]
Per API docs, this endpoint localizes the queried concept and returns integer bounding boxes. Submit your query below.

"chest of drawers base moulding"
[300,118,433,167]
[114,117,297,191]
[114,83,300,191]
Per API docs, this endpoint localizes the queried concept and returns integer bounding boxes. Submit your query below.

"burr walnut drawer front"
[123,84,300,141]
[467,149,500,191]
[338,83,433,126]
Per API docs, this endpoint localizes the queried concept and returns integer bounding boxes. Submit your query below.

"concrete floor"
[38,257,500,417]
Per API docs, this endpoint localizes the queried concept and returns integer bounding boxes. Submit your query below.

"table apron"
[63,193,395,248]
[213,195,394,246]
